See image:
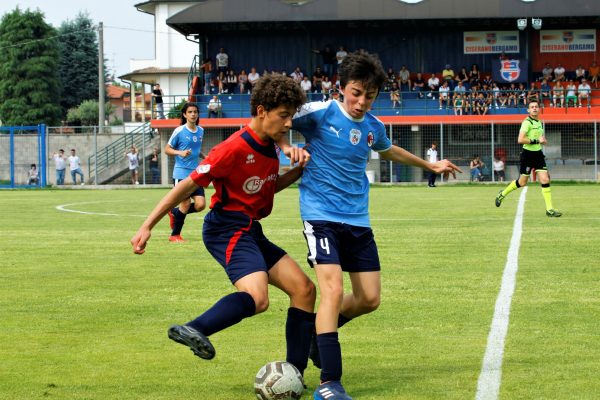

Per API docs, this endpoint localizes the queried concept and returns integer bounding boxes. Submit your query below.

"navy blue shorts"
[173,178,205,197]
[202,210,287,283]
[302,220,380,272]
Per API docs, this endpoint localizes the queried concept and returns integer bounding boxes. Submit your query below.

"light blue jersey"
[168,124,204,180]
[292,100,391,227]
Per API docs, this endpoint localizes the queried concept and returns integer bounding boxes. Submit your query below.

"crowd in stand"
[199,48,599,114]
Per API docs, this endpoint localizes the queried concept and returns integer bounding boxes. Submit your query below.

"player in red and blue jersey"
[281,51,462,400]
[131,74,317,378]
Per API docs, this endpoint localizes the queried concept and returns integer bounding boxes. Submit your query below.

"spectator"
[552,81,565,107]
[493,157,505,182]
[454,80,466,98]
[384,67,396,92]
[442,64,454,87]
[398,65,411,91]
[312,46,336,79]
[427,74,440,97]
[589,61,600,88]
[225,69,238,94]
[517,82,527,106]
[238,69,248,93]
[497,84,509,108]
[470,155,484,182]
[52,149,66,185]
[553,63,565,82]
[453,93,464,115]
[216,71,226,94]
[540,79,552,104]
[152,83,165,119]
[335,45,348,69]
[438,81,451,109]
[300,75,312,93]
[474,92,489,115]
[482,74,493,88]
[541,62,554,81]
[215,48,229,74]
[312,66,324,93]
[27,163,39,185]
[68,148,85,185]
[390,81,400,108]
[125,145,139,185]
[426,142,438,187]
[578,78,592,107]
[468,63,481,86]
[412,72,425,98]
[527,82,540,104]
[149,147,160,184]
[247,67,260,93]
[575,64,586,83]
[201,58,213,95]
[290,66,303,83]
[491,82,501,109]
[565,81,577,107]
[321,75,333,101]
[457,66,469,86]
[207,95,222,118]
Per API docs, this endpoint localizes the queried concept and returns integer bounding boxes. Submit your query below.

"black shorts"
[519,149,547,176]
[203,210,286,283]
[302,220,380,272]
[173,178,205,197]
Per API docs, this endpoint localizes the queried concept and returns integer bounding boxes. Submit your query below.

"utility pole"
[98,21,105,133]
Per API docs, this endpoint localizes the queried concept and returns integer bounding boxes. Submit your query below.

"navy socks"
[286,307,316,375]
[187,292,256,337]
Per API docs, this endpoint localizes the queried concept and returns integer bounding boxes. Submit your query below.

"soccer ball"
[254,361,304,400]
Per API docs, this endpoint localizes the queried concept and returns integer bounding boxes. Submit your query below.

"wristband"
[530,139,539,144]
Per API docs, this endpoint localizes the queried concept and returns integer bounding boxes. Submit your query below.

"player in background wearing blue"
[131,75,317,379]
[165,102,207,242]
[281,51,462,400]
[495,100,561,217]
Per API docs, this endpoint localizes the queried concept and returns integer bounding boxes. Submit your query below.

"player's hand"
[432,159,463,176]
[283,145,309,166]
[539,136,547,145]
[296,145,311,168]
[131,228,151,255]
[181,149,192,157]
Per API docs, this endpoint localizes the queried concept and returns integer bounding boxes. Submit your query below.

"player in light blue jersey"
[165,102,207,242]
[282,51,462,400]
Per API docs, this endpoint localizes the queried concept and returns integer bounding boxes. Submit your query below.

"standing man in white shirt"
[68,148,85,185]
[426,142,438,187]
[52,149,67,185]
[215,48,229,74]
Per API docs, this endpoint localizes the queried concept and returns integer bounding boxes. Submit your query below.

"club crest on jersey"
[246,153,255,164]
[243,176,263,194]
[196,164,211,174]
[349,129,361,145]
[367,132,374,147]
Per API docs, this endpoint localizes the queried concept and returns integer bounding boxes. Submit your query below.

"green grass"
[1,184,599,399]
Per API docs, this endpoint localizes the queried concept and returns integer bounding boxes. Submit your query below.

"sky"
[0,0,156,78]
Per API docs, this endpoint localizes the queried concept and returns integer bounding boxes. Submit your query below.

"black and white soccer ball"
[254,361,304,400]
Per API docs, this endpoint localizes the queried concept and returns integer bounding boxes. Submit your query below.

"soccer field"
[1,184,599,400]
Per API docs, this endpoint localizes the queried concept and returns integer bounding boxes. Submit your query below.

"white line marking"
[476,187,528,400]
[56,201,147,218]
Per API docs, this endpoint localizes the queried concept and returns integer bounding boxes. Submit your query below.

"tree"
[57,13,102,114]
[0,8,62,125]
[67,100,114,126]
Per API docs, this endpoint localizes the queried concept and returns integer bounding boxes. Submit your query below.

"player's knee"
[296,278,316,305]
[193,202,205,212]
[252,294,269,314]
[361,293,381,313]
[321,283,344,304]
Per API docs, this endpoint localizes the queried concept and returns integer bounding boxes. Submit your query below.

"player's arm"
[276,138,310,167]
[165,143,191,157]
[275,165,305,193]
[131,177,199,254]
[381,145,462,175]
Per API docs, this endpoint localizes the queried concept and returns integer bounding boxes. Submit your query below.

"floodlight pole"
[98,21,105,134]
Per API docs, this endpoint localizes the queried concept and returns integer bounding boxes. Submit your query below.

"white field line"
[475,186,528,400]
[56,201,147,218]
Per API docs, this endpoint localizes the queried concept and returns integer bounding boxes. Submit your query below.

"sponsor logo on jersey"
[243,174,277,194]
[246,153,255,164]
[367,132,374,147]
[349,129,361,145]
[329,125,342,138]
[196,164,211,174]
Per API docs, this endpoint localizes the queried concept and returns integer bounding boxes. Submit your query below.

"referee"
[495,100,561,217]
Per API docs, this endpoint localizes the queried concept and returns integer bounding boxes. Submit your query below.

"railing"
[188,55,201,96]
[88,122,154,184]
[149,88,600,119]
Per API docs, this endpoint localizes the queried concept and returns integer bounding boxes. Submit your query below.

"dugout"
[158,0,600,82]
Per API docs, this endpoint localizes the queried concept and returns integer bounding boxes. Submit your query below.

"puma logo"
[329,125,342,138]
